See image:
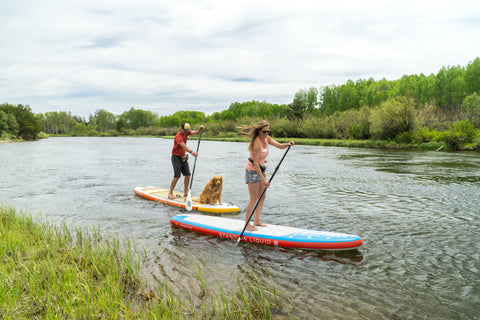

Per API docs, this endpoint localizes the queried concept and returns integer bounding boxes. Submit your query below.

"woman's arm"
[267,136,294,149]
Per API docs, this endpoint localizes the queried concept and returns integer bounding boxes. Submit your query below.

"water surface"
[1,137,479,319]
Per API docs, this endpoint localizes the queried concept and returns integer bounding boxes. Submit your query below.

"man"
[168,122,204,200]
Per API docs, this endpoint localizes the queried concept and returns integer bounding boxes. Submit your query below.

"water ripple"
[1,138,479,319]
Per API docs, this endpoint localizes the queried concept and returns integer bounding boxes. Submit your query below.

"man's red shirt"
[171,130,192,156]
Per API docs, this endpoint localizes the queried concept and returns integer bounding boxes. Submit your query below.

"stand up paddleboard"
[170,214,363,250]
[134,187,240,214]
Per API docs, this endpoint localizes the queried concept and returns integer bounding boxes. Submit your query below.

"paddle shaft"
[237,145,291,244]
[189,128,203,190]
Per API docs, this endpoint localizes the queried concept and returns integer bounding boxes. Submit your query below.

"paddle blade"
[185,191,193,211]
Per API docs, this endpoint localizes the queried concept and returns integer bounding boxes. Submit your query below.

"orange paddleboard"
[134,187,240,214]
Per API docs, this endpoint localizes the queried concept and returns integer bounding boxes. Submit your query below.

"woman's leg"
[245,182,267,230]
[245,182,261,231]
[252,182,267,227]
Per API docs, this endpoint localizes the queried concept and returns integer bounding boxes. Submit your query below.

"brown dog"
[199,175,223,205]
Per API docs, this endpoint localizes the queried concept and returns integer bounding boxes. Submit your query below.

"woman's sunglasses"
[262,130,271,134]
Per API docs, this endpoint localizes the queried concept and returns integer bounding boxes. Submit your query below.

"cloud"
[1,0,479,117]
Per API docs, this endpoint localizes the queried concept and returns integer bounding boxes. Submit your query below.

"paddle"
[186,128,203,211]
[236,145,291,245]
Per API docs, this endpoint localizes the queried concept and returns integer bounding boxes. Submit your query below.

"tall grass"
[0,206,291,319]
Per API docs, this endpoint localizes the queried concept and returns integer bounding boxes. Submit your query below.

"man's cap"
[181,122,191,131]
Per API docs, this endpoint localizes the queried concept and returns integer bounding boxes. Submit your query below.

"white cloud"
[1,0,479,117]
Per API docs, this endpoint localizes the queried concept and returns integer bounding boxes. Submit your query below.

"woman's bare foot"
[246,224,258,231]
[168,194,176,200]
[254,221,267,227]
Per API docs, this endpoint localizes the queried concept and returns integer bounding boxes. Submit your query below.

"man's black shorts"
[171,155,191,178]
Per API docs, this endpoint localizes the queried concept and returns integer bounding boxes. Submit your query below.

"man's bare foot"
[168,194,176,200]
[246,224,258,231]
[254,222,267,227]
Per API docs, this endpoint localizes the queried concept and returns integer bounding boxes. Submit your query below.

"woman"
[240,120,294,231]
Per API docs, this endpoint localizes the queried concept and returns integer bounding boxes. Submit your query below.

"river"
[1,137,479,319]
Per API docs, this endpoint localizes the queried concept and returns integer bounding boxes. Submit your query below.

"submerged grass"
[0,206,291,319]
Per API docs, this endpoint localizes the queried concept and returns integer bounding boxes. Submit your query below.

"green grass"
[0,206,291,319]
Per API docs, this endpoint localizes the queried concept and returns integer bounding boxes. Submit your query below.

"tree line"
[1,58,479,150]
[0,104,41,140]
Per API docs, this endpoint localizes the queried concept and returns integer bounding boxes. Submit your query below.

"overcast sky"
[1,0,479,118]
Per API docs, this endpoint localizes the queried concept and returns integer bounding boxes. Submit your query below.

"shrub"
[347,123,364,139]
[396,131,414,144]
[270,118,303,138]
[300,117,323,138]
[370,97,416,140]
[87,130,99,136]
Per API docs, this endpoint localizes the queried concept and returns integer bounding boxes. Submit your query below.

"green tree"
[435,65,465,112]
[44,112,60,133]
[6,113,19,136]
[72,122,88,136]
[287,92,308,119]
[462,92,480,127]
[4,104,41,139]
[94,109,116,132]
[338,80,360,111]
[291,88,318,114]
[39,111,78,134]
[464,57,480,95]
[171,111,206,125]
[319,85,338,115]
[417,73,437,105]
[59,112,77,134]
[157,114,181,127]
[119,107,156,130]
[0,111,7,134]
[116,118,127,132]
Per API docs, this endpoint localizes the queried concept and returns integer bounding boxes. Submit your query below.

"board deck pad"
[134,187,240,214]
[170,214,363,250]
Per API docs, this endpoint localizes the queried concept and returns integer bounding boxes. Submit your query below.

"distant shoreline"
[3,134,479,152]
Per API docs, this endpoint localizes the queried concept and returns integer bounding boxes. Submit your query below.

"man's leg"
[183,175,190,197]
[169,177,180,199]
[169,156,182,199]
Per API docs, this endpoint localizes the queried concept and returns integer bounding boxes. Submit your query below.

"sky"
[1,0,480,118]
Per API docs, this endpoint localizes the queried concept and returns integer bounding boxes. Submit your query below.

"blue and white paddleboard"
[170,214,362,250]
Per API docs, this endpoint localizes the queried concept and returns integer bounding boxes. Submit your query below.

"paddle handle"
[186,128,203,211]
[189,128,203,190]
[236,145,291,244]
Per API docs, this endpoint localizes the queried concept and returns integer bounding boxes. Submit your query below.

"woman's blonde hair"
[238,120,269,151]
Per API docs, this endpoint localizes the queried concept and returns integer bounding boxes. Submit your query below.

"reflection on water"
[1,137,479,319]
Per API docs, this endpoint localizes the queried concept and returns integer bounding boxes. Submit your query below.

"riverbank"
[5,132,479,152]
[200,136,454,151]
[0,132,48,143]
[41,133,480,151]
[0,137,21,144]
[0,206,288,319]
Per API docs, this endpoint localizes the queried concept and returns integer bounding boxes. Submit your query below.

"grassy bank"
[0,206,289,319]
[165,135,454,151]
[39,132,480,151]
